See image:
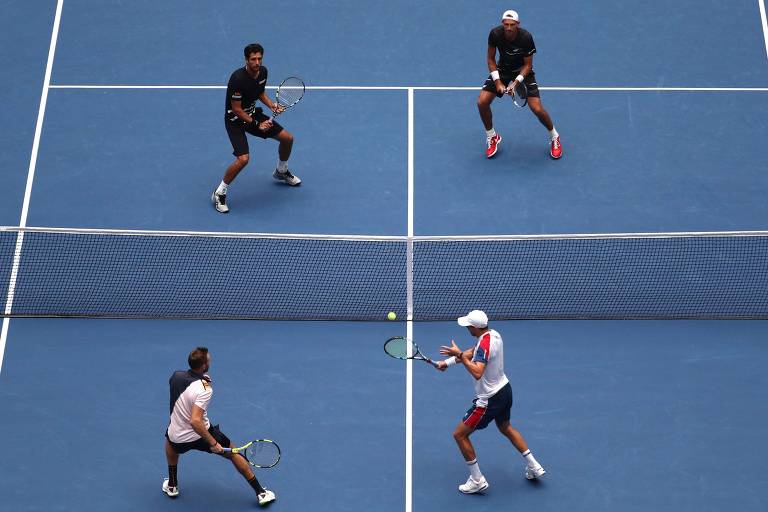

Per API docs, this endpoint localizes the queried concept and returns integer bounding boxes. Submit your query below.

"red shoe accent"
[486,133,502,158]
[550,136,562,159]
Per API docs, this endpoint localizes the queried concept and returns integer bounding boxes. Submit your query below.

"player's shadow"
[495,143,553,169]
[226,181,302,212]
[483,462,548,493]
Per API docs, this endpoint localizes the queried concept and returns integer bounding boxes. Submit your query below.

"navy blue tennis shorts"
[462,382,513,430]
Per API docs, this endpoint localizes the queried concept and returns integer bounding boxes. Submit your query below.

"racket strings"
[512,81,528,107]
[248,441,281,467]
[276,79,305,107]
[384,337,410,359]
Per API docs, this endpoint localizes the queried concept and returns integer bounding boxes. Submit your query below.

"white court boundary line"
[48,84,768,91]
[760,0,768,61]
[0,0,65,375]
[405,88,415,512]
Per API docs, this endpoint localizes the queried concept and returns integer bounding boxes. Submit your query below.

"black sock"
[248,475,265,494]
[168,465,178,488]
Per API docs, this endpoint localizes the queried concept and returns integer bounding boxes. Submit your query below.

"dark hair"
[188,347,209,370]
[244,43,264,59]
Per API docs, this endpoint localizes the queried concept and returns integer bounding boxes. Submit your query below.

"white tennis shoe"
[458,475,489,494]
[258,489,276,506]
[525,463,546,480]
[272,169,301,186]
[162,478,179,498]
[211,191,229,213]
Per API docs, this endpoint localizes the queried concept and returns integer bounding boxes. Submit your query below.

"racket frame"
[383,336,438,367]
[507,80,528,108]
[270,76,305,121]
[222,439,281,468]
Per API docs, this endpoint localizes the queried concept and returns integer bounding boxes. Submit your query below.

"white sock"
[277,160,288,172]
[466,459,483,480]
[521,449,540,468]
[216,181,228,195]
[549,127,559,140]
[485,128,496,138]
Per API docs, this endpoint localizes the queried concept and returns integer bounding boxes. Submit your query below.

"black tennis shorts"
[225,110,284,157]
[462,382,513,430]
[482,70,540,99]
[165,424,231,454]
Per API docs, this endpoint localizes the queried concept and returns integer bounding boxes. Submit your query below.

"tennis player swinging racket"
[163,347,276,506]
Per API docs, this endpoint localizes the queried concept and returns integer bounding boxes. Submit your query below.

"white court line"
[405,87,415,512]
[0,0,65,375]
[48,84,768,92]
[760,0,768,61]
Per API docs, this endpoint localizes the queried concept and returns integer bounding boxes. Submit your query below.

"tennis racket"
[384,336,438,368]
[506,79,528,108]
[222,439,281,468]
[270,77,305,120]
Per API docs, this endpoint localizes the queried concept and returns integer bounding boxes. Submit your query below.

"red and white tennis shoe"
[549,136,562,159]
[486,133,502,158]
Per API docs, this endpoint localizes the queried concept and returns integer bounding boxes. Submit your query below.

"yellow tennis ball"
[387,312,397,321]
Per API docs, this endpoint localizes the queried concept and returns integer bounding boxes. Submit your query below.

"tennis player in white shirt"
[438,310,546,494]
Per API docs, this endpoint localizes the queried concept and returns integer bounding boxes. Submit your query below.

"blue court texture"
[1,1,768,511]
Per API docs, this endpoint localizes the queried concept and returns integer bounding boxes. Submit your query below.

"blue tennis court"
[2,1,768,511]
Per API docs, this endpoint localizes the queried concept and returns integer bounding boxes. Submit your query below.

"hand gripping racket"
[506,79,528,108]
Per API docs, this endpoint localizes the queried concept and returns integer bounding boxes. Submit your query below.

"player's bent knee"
[237,154,250,166]
[478,91,496,108]
[453,426,469,441]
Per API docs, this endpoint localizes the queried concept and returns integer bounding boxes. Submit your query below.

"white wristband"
[444,356,458,367]
[490,70,500,81]
[515,74,525,84]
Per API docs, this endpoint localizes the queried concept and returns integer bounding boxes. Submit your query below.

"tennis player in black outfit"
[478,10,562,160]
[212,43,300,214]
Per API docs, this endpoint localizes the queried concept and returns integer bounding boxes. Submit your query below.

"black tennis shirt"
[488,26,536,72]
[225,66,269,122]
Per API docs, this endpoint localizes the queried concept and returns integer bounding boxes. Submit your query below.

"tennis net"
[2,227,767,320]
